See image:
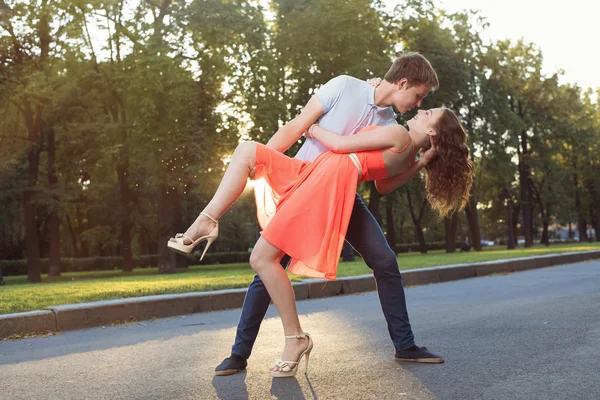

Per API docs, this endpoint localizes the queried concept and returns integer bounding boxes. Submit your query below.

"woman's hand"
[304,123,318,139]
[366,77,382,88]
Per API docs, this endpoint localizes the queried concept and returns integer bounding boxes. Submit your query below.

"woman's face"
[407,108,444,136]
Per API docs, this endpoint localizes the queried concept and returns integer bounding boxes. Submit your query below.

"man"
[216,52,443,376]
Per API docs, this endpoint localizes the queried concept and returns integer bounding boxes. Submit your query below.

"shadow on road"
[270,374,313,400]
[212,371,249,399]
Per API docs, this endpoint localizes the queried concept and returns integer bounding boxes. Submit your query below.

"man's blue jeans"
[231,193,415,358]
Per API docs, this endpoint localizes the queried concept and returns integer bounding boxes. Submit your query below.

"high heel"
[271,332,313,378]
[167,212,219,261]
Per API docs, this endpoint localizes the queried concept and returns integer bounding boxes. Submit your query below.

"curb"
[2,250,600,339]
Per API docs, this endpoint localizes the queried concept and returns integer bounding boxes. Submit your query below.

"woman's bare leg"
[250,236,309,372]
[177,141,257,243]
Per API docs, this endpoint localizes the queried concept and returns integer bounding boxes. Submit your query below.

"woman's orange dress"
[253,126,399,280]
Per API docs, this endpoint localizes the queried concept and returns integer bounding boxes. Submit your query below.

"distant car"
[480,240,495,246]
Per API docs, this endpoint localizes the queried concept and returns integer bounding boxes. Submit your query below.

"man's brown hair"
[384,52,439,91]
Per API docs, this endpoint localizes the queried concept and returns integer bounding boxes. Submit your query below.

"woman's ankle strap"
[200,212,218,224]
[284,332,309,339]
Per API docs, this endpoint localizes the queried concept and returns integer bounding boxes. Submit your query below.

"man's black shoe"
[394,345,444,363]
[214,354,248,376]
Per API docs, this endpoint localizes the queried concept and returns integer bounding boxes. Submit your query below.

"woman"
[168,108,474,377]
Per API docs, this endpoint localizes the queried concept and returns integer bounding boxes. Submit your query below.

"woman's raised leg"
[177,141,257,243]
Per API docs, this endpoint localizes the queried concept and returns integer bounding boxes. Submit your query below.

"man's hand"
[366,77,382,88]
[419,137,437,165]
[375,137,435,195]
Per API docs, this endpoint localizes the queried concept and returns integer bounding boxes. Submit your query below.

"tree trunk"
[541,220,549,246]
[158,183,177,274]
[531,181,549,246]
[173,189,188,268]
[588,181,600,241]
[39,205,49,258]
[513,98,533,248]
[139,227,155,255]
[385,197,397,254]
[25,145,41,282]
[512,203,520,246]
[24,195,41,282]
[518,131,533,247]
[66,215,80,257]
[406,188,427,254]
[367,182,382,225]
[399,220,404,244]
[117,141,133,272]
[503,188,516,250]
[464,194,482,251]
[76,207,90,257]
[573,173,588,242]
[414,219,427,253]
[444,213,458,253]
[46,127,61,277]
[568,217,573,239]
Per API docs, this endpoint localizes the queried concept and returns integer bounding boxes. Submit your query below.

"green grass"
[1,242,599,315]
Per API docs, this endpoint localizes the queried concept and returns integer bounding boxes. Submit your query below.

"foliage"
[1,0,599,281]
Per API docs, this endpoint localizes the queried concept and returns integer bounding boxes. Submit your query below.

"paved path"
[1,261,599,400]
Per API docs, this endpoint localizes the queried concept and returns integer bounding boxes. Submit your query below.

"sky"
[384,0,600,91]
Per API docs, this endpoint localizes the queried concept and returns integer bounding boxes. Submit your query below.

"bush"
[0,255,160,276]
[0,252,255,276]
[395,241,446,253]
[197,251,250,265]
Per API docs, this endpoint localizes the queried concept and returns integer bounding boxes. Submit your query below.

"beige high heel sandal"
[271,332,313,378]
[167,212,219,261]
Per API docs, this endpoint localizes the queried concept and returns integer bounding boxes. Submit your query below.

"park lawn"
[1,242,599,315]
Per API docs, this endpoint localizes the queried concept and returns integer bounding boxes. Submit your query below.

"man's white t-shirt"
[294,75,398,162]
[255,75,398,228]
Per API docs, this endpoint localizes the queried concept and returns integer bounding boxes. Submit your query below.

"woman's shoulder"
[390,124,410,142]
[387,125,410,149]
[388,124,408,135]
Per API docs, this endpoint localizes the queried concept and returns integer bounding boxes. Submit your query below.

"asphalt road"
[1,261,599,400]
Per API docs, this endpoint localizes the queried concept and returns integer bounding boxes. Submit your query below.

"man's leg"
[344,194,443,362]
[345,194,414,351]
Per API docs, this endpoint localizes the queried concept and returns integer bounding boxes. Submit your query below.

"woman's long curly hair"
[422,109,475,217]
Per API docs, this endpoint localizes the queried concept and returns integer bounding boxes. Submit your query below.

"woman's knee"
[234,141,257,170]
[250,237,284,274]
[249,249,266,273]
[235,141,256,157]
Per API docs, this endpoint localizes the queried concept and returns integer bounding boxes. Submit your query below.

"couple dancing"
[168,53,474,377]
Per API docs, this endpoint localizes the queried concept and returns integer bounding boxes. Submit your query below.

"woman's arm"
[374,159,425,194]
[374,144,437,194]
[309,124,404,153]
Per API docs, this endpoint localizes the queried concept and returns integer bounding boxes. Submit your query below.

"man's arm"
[266,96,324,153]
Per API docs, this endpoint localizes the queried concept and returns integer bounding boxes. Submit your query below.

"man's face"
[391,79,431,114]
